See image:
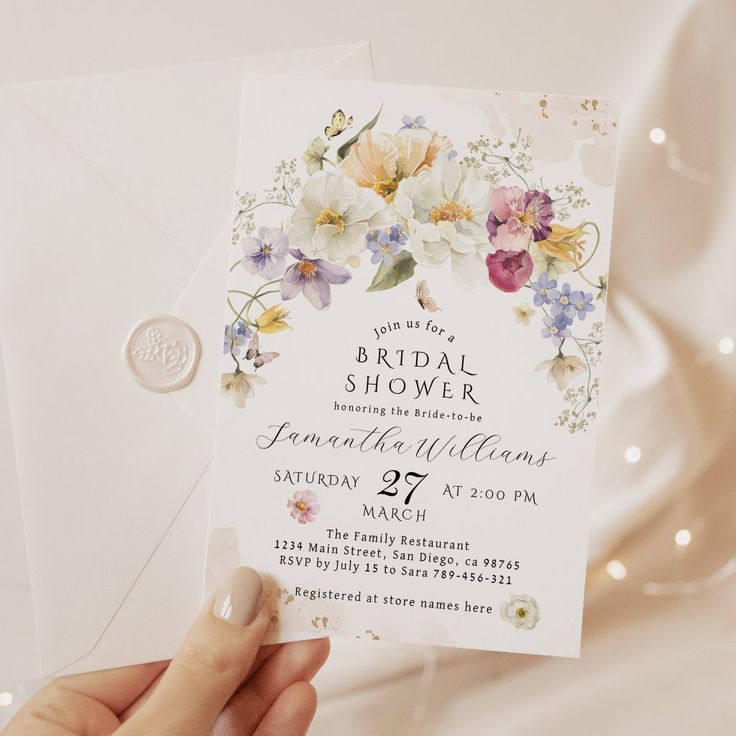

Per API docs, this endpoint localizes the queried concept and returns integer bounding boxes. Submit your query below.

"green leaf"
[366,251,417,293]
[336,104,383,162]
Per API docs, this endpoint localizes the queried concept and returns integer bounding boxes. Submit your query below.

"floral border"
[221,105,609,432]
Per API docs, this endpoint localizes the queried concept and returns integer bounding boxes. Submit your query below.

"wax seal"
[124,315,201,393]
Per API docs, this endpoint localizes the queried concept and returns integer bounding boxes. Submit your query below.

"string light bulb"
[0,691,13,707]
[718,336,734,355]
[649,127,666,144]
[606,560,628,580]
[675,528,692,547]
[625,446,642,463]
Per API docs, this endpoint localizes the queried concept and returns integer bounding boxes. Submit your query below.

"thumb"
[119,566,267,736]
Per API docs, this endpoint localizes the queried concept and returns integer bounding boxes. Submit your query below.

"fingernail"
[212,567,263,625]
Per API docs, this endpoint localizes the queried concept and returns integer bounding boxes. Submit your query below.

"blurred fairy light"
[674,528,692,547]
[624,445,641,463]
[0,692,12,707]
[649,127,666,144]
[606,560,628,580]
[718,336,734,355]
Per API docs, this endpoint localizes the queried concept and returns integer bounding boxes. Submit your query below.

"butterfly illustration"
[415,280,441,313]
[324,109,353,139]
[133,327,188,374]
[245,333,279,369]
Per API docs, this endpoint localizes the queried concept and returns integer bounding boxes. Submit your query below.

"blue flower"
[388,224,408,245]
[224,321,251,355]
[530,272,558,306]
[447,149,458,160]
[570,290,596,320]
[366,225,406,266]
[401,114,426,130]
[550,282,577,320]
[541,314,572,347]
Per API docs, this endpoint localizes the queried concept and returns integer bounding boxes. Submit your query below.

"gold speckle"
[539,98,547,108]
[286,594,294,605]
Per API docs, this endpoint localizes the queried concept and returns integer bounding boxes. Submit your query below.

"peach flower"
[341,128,452,202]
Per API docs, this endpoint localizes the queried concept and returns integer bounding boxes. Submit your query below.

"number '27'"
[378,470,428,505]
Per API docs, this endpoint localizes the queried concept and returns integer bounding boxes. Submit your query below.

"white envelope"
[0,43,375,679]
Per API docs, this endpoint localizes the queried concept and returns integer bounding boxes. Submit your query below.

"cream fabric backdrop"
[2,0,733,733]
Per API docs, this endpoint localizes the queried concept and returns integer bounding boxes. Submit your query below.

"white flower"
[535,354,587,391]
[302,138,329,175]
[500,594,540,630]
[529,241,574,281]
[393,154,491,289]
[288,171,389,263]
[512,302,536,326]
[220,371,266,409]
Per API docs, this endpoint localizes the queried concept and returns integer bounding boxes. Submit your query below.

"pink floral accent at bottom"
[288,490,321,524]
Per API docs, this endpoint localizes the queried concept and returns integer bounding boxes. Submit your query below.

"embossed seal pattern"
[124,315,201,392]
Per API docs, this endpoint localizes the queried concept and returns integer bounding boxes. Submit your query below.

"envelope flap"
[0,100,212,675]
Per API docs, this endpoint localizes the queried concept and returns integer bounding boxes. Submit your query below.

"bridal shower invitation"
[209,76,617,656]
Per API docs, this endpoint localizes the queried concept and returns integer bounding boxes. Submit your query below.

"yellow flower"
[341,128,452,202]
[256,304,290,334]
[512,303,536,326]
[536,222,588,265]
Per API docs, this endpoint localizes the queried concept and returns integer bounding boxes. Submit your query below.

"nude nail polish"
[212,567,263,625]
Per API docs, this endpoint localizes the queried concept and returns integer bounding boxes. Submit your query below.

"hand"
[6,567,329,735]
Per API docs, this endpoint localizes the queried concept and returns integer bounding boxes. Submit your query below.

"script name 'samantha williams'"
[256,422,555,468]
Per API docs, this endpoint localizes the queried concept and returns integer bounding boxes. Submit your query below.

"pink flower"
[288,490,321,524]
[486,186,553,250]
[486,249,534,292]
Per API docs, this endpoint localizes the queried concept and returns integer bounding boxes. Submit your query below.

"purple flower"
[570,290,596,320]
[367,226,407,266]
[541,314,572,347]
[550,282,577,320]
[487,186,554,250]
[241,226,289,279]
[522,190,554,241]
[280,249,351,310]
[530,272,558,306]
[401,114,426,130]
[224,321,251,355]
